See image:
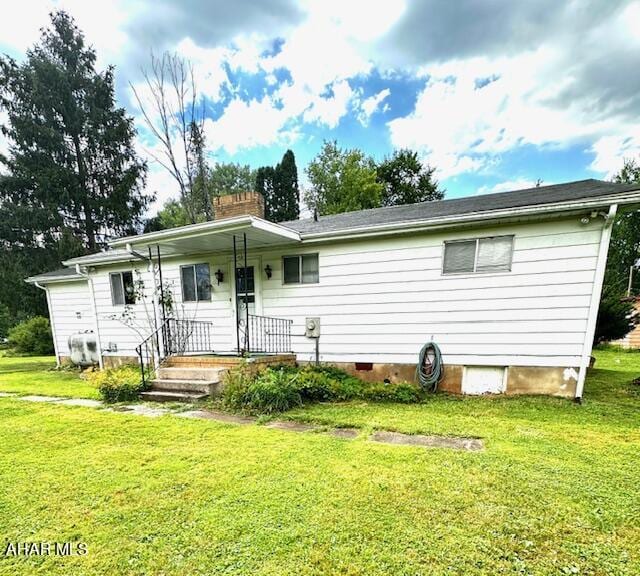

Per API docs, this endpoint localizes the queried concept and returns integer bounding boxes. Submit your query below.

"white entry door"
[233,260,262,350]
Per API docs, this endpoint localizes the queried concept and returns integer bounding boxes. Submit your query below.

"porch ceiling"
[109,216,301,256]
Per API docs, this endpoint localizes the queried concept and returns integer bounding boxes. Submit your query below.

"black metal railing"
[135,318,214,386]
[247,314,293,354]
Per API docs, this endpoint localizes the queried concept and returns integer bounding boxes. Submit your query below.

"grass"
[0,354,100,399]
[0,349,639,574]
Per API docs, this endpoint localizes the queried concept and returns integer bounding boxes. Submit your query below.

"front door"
[233,262,261,351]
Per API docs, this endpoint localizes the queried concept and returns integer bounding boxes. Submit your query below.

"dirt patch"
[330,428,359,439]
[370,430,483,451]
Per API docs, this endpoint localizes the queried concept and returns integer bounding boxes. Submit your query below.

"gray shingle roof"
[26,267,84,284]
[282,179,640,235]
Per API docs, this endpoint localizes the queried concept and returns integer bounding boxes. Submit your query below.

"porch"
[113,216,302,398]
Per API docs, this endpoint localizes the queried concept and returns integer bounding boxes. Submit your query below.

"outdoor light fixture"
[264,264,273,279]
[214,269,224,285]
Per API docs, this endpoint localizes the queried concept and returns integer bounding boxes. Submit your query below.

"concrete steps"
[140,390,209,403]
[143,365,227,403]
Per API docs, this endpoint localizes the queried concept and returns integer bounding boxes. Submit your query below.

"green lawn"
[0,350,639,575]
[0,354,100,399]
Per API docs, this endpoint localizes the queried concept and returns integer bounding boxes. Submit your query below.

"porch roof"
[108,215,301,257]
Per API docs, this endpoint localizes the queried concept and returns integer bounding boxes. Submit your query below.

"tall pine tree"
[0,10,149,252]
[0,11,149,322]
[254,150,299,222]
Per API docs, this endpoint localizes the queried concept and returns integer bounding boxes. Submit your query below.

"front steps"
[140,364,227,403]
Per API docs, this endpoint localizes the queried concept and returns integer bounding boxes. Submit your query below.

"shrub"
[88,365,146,403]
[222,365,302,413]
[7,316,54,355]
[361,381,422,403]
[294,365,365,401]
[246,369,302,413]
[221,363,254,410]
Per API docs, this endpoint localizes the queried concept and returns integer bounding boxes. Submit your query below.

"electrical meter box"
[305,317,320,338]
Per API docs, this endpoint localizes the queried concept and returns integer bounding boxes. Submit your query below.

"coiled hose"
[416,342,443,392]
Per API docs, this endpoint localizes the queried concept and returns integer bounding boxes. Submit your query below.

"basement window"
[443,235,514,275]
[283,254,319,284]
[181,264,211,302]
[110,271,136,306]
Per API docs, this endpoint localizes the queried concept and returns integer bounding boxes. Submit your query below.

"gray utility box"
[305,317,321,338]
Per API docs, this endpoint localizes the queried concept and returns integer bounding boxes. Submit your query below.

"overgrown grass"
[0,349,639,574]
[0,355,99,399]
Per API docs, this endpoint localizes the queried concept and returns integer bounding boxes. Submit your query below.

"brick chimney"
[213,191,265,220]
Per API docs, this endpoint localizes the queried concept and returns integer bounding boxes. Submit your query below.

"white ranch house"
[27,180,640,400]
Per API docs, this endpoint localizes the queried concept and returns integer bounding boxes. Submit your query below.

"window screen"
[181,264,211,302]
[443,240,476,274]
[283,256,301,284]
[301,254,319,283]
[443,236,513,275]
[110,273,125,305]
[110,272,135,305]
[283,254,319,284]
[476,237,513,272]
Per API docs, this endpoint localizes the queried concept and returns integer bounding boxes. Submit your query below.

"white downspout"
[34,282,61,368]
[575,203,618,401]
[76,264,104,369]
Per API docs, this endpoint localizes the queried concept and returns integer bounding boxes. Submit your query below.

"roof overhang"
[298,189,640,243]
[109,215,301,257]
[25,272,85,285]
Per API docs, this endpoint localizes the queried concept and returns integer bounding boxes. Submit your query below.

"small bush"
[222,365,301,413]
[7,316,54,355]
[246,369,302,413]
[361,381,422,403]
[221,363,254,410]
[88,365,145,403]
[294,365,365,401]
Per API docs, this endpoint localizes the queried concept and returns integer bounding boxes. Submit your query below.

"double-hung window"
[442,235,514,275]
[110,271,136,305]
[283,254,319,284]
[181,263,211,302]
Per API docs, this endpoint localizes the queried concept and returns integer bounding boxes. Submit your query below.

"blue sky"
[1,0,639,213]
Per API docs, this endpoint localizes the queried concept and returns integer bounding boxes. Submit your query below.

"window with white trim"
[283,254,319,284]
[110,271,136,305]
[181,263,211,302]
[442,235,514,275]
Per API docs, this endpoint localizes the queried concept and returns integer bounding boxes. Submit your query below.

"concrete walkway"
[0,392,484,451]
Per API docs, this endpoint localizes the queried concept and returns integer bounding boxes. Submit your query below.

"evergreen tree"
[0,11,149,251]
[254,150,300,222]
[0,11,150,321]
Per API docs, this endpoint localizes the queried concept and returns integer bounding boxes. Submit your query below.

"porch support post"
[149,246,160,362]
[233,235,240,354]
[244,232,250,352]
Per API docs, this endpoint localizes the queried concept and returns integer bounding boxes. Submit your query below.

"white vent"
[462,366,507,395]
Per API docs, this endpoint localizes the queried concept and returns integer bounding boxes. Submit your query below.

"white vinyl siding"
[46,281,94,357]
[259,217,604,368]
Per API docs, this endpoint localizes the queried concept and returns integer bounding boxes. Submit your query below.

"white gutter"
[34,282,61,368]
[75,264,104,369]
[299,191,640,243]
[575,203,618,401]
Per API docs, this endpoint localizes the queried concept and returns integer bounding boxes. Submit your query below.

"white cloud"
[357,88,390,126]
[476,179,542,195]
[589,131,640,178]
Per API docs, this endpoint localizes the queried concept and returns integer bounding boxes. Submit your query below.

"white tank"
[68,331,99,366]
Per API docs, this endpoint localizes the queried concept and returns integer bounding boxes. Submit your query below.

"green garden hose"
[416,342,443,392]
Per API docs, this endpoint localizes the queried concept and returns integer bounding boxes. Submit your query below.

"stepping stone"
[56,398,103,408]
[265,421,320,432]
[0,392,15,397]
[370,431,484,451]
[110,404,169,418]
[330,428,359,439]
[180,410,257,425]
[20,395,63,402]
